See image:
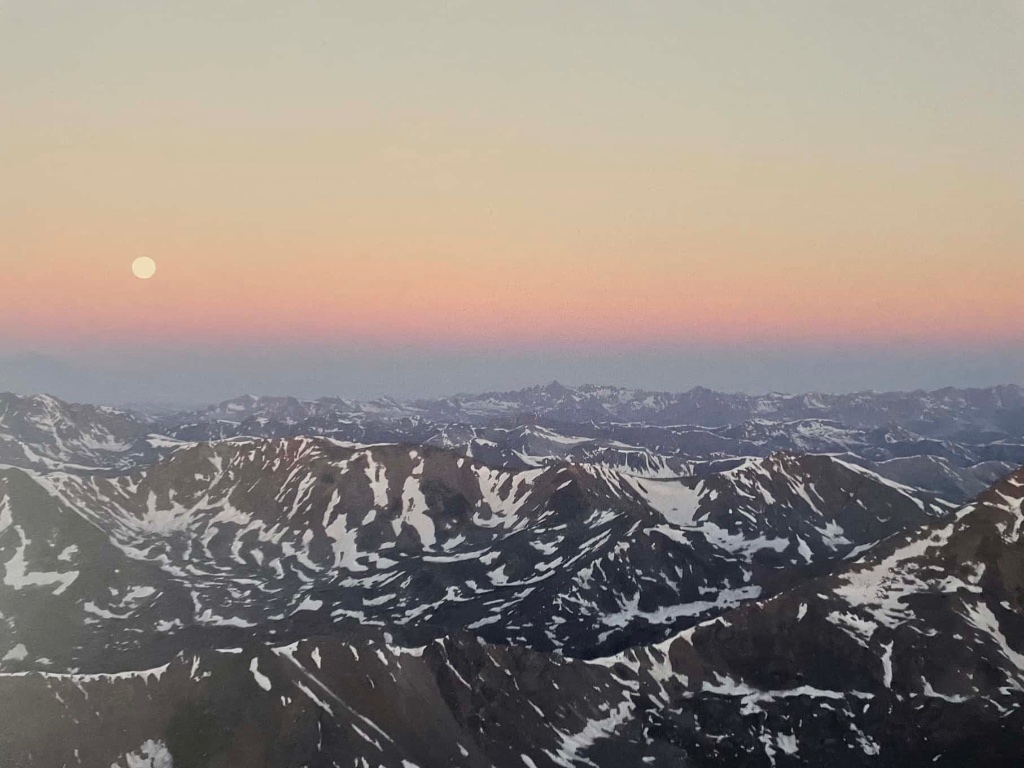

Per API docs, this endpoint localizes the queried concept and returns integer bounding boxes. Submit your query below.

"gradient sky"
[2,2,1023,402]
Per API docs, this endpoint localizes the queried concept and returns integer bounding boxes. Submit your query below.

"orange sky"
[2,2,1023,353]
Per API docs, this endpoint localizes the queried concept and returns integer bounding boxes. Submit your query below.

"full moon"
[132,257,157,280]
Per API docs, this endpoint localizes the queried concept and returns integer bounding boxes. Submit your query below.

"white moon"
[132,257,157,279]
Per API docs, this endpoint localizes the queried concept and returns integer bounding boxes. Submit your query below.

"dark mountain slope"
[4,459,1022,768]
[644,464,1024,765]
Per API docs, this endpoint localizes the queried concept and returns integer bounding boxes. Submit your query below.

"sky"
[2,2,1023,403]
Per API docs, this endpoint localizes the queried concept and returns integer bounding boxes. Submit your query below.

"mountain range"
[1,384,1023,766]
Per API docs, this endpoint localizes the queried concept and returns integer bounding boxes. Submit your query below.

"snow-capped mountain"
[7,388,1020,502]
[0,393,148,470]
[1,387,1023,766]
[152,386,1024,501]
[3,467,1022,766]
[638,462,1024,764]
[2,436,950,669]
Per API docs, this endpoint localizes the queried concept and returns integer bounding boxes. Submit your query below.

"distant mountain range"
[5,384,1024,500]
[173,381,1024,436]
[1,384,1023,765]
